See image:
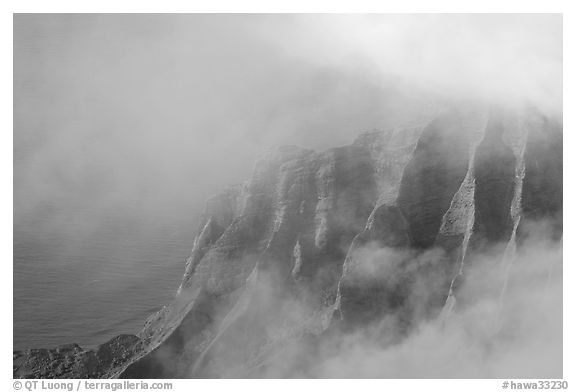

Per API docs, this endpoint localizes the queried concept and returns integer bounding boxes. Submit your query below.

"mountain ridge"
[13,106,563,378]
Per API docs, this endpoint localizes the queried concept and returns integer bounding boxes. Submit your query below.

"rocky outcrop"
[13,335,142,379]
[14,105,562,379]
[520,112,563,239]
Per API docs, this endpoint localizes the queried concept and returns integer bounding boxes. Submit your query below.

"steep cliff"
[13,106,563,379]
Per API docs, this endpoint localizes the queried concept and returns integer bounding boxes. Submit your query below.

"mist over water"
[13,13,561,364]
[13,206,195,350]
[13,14,438,351]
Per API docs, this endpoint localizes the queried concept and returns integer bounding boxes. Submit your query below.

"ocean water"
[13,208,197,351]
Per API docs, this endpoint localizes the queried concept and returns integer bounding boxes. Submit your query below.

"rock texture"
[13,335,142,379]
[14,106,562,379]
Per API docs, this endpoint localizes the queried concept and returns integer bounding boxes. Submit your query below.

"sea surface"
[13,206,198,351]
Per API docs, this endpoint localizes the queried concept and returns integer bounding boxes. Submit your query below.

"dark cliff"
[13,106,562,378]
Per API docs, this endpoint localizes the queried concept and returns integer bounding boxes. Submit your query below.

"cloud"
[257,221,562,378]
[310,236,562,378]
[13,14,562,354]
[178,211,562,379]
[267,14,562,116]
[14,14,562,233]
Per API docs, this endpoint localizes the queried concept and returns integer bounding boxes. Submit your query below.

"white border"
[3,2,572,391]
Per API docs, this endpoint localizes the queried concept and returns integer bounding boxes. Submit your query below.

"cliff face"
[13,106,562,379]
